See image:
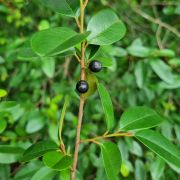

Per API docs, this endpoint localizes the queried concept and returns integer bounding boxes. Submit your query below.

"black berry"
[89,60,102,72]
[76,80,89,93]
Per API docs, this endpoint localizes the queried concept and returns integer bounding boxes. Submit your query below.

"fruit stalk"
[71,0,87,179]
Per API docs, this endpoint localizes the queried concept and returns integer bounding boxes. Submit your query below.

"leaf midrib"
[136,136,180,166]
[101,145,117,179]
[88,20,121,41]
[121,113,156,130]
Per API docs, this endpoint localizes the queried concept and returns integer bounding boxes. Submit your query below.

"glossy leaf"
[43,151,73,171]
[21,140,58,162]
[31,27,89,56]
[150,59,174,84]
[101,142,121,180]
[87,9,126,45]
[98,83,114,131]
[31,167,55,180]
[135,130,180,168]
[85,45,100,60]
[119,106,163,131]
[42,0,79,17]
[94,57,113,67]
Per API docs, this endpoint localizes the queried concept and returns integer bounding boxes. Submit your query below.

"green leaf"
[25,116,45,134]
[102,45,127,57]
[127,40,151,58]
[0,101,23,121]
[60,169,70,180]
[0,145,24,164]
[41,0,79,17]
[0,56,5,64]
[158,76,180,89]
[0,102,19,112]
[119,106,163,131]
[135,160,147,180]
[87,9,126,45]
[169,58,180,67]
[59,96,69,148]
[31,167,55,180]
[152,49,175,58]
[94,57,113,67]
[0,117,7,133]
[43,151,73,171]
[21,140,58,162]
[135,129,180,168]
[134,61,146,88]
[14,161,43,180]
[0,165,9,179]
[0,146,24,154]
[0,153,21,164]
[101,142,122,180]
[120,162,130,177]
[31,27,89,56]
[150,157,165,180]
[17,47,39,61]
[0,89,7,98]
[97,83,114,131]
[150,59,174,84]
[85,45,100,60]
[42,58,55,78]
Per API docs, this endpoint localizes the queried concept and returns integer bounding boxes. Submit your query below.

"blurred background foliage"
[0,0,180,179]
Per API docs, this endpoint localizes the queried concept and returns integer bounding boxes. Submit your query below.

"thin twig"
[80,132,134,143]
[71,96,85,180]
[83,0,89,8]
[129,4,180,38]
[74,54,81,63]
[71,0,87,179]
[63,57,71,78]
[75,17,81,30]
[156,25,163,49]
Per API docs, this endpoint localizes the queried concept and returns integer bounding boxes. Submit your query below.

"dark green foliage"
[0,0,180,179]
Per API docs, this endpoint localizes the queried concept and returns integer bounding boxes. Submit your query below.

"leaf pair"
[21,140,73,171]
[31,27,89,57]
[98,86,164,132]
[31,8,126,57]
[119,107,180,169]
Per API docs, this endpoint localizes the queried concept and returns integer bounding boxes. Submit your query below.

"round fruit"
[89,60,102,72]
[76,80,89,93]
